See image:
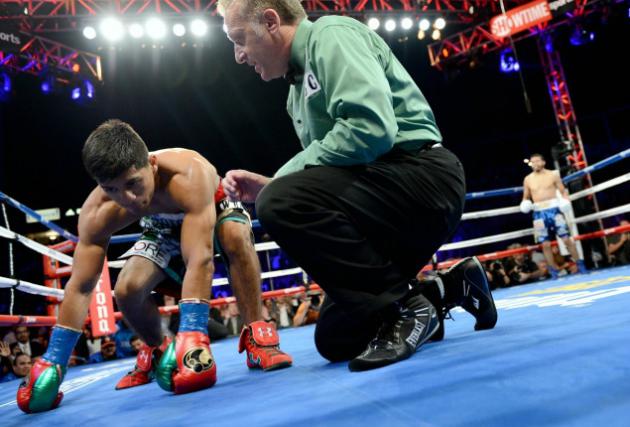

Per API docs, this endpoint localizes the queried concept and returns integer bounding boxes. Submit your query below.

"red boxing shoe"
[238,321,293,371]
[115,337,172,390]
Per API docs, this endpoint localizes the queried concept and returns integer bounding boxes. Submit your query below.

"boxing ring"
[1,267,629,426]
[0,148,629,425]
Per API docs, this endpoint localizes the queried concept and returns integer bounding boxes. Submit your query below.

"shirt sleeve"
[275,26,398,177]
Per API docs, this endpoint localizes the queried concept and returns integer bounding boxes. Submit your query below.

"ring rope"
[462,172,630,221]
[0,190,79,242]
[424,222,630,271]
[465,148,630,201]
[442,202,630,251]
[1,175,628,274]
[1,202,16,315]
[0,225,74,265]
[4,224,629,304]
[0,148,627,319]
[0,266,308,299]
[0,284,323,327]
[1,149,627,246]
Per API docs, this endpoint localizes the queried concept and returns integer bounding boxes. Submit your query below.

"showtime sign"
[490,0,553,38]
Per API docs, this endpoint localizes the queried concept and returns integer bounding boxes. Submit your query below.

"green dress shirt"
[275,16,442,177]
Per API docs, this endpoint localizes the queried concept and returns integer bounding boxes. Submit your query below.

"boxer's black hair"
[82,119,149,182]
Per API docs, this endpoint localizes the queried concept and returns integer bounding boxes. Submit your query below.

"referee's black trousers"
[256,146,466,362]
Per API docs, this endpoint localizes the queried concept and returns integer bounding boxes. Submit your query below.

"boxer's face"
[99,157,157,215]
[530,156,545,172]
[224,3,289,81]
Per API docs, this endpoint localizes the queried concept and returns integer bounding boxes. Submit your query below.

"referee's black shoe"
[348,292,440,372]
[442,256,498,331]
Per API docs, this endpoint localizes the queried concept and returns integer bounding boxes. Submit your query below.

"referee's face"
[225,5,289,81]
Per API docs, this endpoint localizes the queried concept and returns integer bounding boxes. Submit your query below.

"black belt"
[394,142,442,157]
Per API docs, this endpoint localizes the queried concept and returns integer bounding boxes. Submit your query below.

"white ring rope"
[568,172,630,202]
[2,172,626,267]
[0,276,64,300]
[461,206,521,220]
[2,203,16,315]
[0,167,627,301]
[0,266,307,301]
[440,202,630,251]
[573,203,630,225]
[212,267,305,286]
[0,225,74,265]
[440,228,534,251]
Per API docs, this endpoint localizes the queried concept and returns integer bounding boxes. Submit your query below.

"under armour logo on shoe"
[138,352,150,365]
[256,327,274,338]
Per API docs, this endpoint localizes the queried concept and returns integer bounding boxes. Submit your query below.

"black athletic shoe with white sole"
[348,293,440,372]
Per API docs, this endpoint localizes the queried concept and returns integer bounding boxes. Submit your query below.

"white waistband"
[533,198,560,212]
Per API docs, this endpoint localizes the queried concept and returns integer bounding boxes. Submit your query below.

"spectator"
[530,249,547,272]
[1,328,17,346]
[79,327,102,358]
[10,326,45,358]
[162,295,177,338]
[293,292,325,327]
[503,243,546,285]
[1,341,12,379]
[224,303,243,336]
[115,320,136,357]
[13,353,32,377]
[73,328,97,366]
[261,299,278,328]
[88,336,120,364]
[485,260,511,289]
[551,245,578,276]
[207,307,230,341]
[608,219,630,266]
[275,297,295,329]
[129,336,145,354]
[0,353,32,383]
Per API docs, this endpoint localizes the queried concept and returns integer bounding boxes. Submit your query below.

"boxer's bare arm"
[522,176,532,201]
[57,190,138,330]
[167,159,218,300]
[554,172,569,198]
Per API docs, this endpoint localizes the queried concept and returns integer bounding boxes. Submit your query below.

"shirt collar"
[285,19,312,85]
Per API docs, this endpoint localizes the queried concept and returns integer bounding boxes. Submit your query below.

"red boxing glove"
[214,178,227,203]
[156,331,217,394]
[17,358,65,413]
